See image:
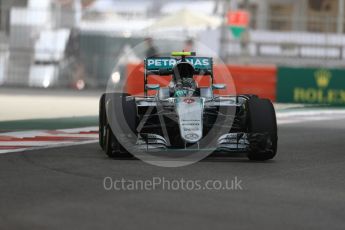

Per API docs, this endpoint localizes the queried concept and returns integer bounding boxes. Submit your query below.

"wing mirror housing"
[212,84,226,90]
[146,84,160,90]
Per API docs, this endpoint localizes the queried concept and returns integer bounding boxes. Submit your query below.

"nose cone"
[176,97,203,144]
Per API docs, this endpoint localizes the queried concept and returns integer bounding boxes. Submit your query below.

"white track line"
[277,110,345,125]
[0,140,98,155]
[0,127,99,155]
[277,110,345,118]
[0,127,98,137]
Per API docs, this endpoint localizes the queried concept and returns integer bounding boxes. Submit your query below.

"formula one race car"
[99,52,277,161]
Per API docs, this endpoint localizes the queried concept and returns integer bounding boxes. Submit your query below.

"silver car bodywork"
[133,92,250,152]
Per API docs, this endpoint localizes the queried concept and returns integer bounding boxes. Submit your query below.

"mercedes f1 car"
[99,52,277,161]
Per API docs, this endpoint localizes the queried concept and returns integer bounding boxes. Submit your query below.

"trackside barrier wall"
[225,65,276,101]
[126,63,277,101]
[277,67,345,105]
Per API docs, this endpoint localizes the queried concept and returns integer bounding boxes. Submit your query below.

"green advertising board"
[277,67,345,105]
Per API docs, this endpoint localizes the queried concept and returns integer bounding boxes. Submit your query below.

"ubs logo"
[185,133,199,140]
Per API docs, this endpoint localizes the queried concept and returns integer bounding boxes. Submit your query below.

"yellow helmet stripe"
[171,51,196,57]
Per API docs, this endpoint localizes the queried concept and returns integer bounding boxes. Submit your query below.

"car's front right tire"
[100,93,137,158]
[99,94,106,150]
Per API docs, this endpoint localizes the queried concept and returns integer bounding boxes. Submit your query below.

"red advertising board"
[126,63,277,102]
[227,10,250,27]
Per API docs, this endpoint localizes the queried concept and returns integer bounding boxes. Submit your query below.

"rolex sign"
[277,67,345,105]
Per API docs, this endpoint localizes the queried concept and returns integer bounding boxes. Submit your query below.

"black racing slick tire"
[101,93,137,158]
[99,94,106,150]
[247,98,278,161]
[104,125,116,158]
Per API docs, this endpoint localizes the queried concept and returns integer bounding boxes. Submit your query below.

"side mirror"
[146,84,160,90]
[212,84,226,90]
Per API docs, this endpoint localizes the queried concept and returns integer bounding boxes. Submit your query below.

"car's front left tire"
[247,97,278,161]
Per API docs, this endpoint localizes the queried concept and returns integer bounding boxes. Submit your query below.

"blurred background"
[1,0,344,89]
[0,0,345,122]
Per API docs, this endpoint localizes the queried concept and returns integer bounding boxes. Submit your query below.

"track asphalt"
[0,118,345,229]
